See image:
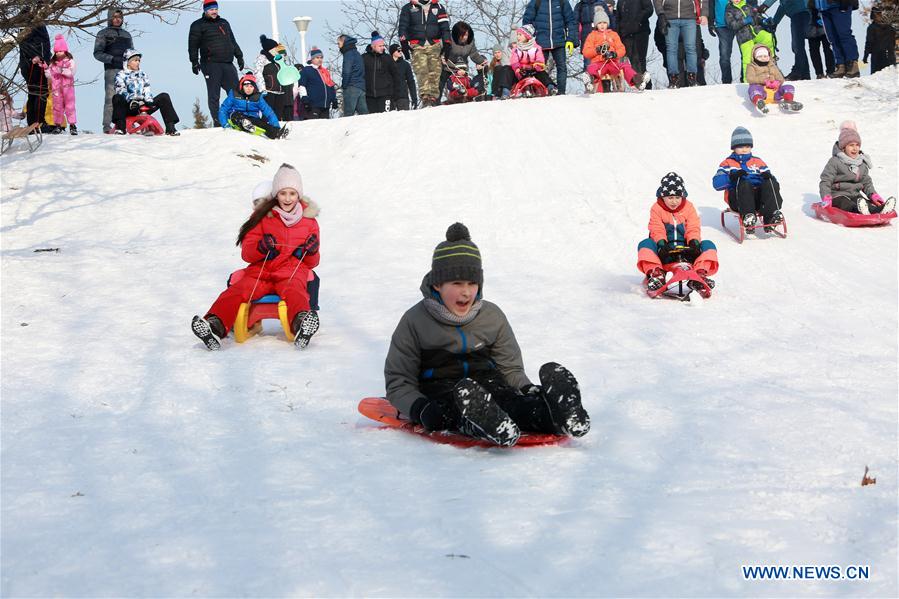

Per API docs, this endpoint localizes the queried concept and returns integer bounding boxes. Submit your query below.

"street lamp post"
[292,16,312,63]
[270,0,280,41]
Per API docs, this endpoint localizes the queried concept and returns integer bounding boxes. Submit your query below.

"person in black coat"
[389,43,418,110]
[616,0,653,76]
[864,6,896,75]
[18,20,51,130]
[362,32,398,113]
[93,8,133,132]
[187,0,244,126]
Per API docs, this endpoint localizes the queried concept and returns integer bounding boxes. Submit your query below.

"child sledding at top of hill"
[509,25,556,94]
[443,59,480,104]
[192,163,321,350]
[582,9,647,92]
[744,44,801,114]
[820,124,896,215]
[713,126,785,232]
[636,172,718,297]
[219,72,289,140]
[384,223,591,447]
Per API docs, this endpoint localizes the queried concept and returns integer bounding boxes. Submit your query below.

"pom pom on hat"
[259,34,279,55]
[445,222,471,242]
[838,126,861,150]
[593,8,610,26]
[53,34,69,53]
[429,223,483,288]
[371,30,384,45]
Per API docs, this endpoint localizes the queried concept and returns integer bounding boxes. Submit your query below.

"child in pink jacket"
[41,34,77,135]
[510,25,555,94]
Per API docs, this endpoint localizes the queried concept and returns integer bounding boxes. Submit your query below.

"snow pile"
[2,71,897,596]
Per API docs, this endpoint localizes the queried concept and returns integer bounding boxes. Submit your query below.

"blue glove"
[292,233,319,259]
[743,15,754,24]
[761,17,773,28]
[257,234,279,260]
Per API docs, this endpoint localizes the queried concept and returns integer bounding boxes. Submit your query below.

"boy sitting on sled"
[637,172,718,297]
[745,44,801,113]
[713,126,785,233]
[384,223,590,447]
[443,59,480,104]
[219,73,288,140]
[582,9,647,92]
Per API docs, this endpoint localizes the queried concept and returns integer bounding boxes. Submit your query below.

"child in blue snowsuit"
[219,72,287,139]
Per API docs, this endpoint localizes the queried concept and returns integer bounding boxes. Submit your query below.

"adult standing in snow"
[709,0,739,83]
[390,43,418,110]
[93,7,133,133]
[338,34,367,116]
[616,0,654,79]
[363,32,398,113]
[398,0,451,107]
[188,0,244,126]
[522,0,579,94]
[17,14,51,131]
[758,0,811,80]
[440,22,488,102]
[653,0,708,87]
[813,0,859,78]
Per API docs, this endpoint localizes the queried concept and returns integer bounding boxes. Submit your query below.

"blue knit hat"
[731,126,753,149]
[309,46,323,60]
[203,0,219,12]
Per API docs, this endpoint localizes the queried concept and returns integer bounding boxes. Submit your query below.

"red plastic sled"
[109,111,164,136]
[510,76,548,98]
[721,209,787,243]
[358,397,565,448]
[646,261,712,302]
[812,201,896,227]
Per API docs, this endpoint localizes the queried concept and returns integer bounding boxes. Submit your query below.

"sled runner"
[721,208,787,243]
[358,397,564,448]
[646,256,713,302]
[108,106,164,136]
[0,123,41,156]
[812,201,896,227]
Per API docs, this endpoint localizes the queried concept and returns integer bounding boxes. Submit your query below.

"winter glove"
[292,233,319,259]
[257,234,279,260]
[820,195,832,206]
[192,63,200,75]
[689,239,701,252]
[658,15,669,35]
[129,100,144,111]
[764,78,780,89]
[657,239,674,262]
[520,384,543,397]
[411,397,457,431]
[708,26,717,38]
[761,17,774,28]
[605,50,617,59]
[760,170,773,180]
[237,57,245,71]
[728,169,744,183]
[870,193,883,205]
[565,41,575,56]
[682,239,702,262]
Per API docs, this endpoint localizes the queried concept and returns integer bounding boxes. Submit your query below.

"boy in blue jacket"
[219,72,287,139]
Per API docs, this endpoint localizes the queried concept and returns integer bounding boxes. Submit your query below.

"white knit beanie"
[271,163,303,196]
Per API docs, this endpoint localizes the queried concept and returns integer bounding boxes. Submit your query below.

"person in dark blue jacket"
[759,0,811,80]
[523,0,579,94]
[337,34,367,116]
[219,73,287,139]
[813,0,859,78]
[298,47,338,119]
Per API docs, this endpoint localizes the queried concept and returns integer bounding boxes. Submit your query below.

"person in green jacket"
[384,223,591,447]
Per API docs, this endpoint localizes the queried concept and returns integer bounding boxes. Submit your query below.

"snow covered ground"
[2,71,897,597]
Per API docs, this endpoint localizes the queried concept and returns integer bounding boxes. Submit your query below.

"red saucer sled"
[812,201,896,227]
[510,76,549,98]
[358,397,565,448]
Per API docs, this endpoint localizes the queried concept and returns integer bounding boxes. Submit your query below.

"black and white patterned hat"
[656,172,687,199]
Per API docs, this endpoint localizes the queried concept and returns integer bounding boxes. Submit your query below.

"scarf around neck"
[837,151,867,176]
[423,297,483,326]
[273,203,303,227]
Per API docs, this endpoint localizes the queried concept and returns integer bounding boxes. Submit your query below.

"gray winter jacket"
[653,0,708,20]
[384,276,532,417]
[93,8,133,71]
[819,153,877,200]
[444,22,488,69]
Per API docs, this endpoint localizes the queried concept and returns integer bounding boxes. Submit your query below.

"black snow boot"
[453,378,520,447]
[192,314,226,350]
[292,311,320,349]
[539,363,590,437]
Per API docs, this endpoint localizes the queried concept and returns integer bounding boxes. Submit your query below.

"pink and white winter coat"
[44,35,77,125]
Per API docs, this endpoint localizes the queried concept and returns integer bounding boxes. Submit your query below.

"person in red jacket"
[443,59,480,103]
[636,172,719,296]
[192,163,321,350]
[582,9,647,91]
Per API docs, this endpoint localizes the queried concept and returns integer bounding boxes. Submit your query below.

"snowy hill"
[2,72,897,597]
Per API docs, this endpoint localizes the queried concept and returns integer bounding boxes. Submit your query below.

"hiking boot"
[755,98,769,113]
[880,197,896,214]
[844,60,860,78]
[646,267,666,291]
[632,72,648,91]
[292,310,320,349]
[765,210,784,231]
[165,126,180,136]
[742,212,758,231]
[829,63,846,78]
[453,379,520,446]
[857,197,870,215]
[539,362,590,437]
[686,72,698,87]
[668,74,680,89]
[688,269,714,298]
[69,124,78,135]
[192,314,225,350]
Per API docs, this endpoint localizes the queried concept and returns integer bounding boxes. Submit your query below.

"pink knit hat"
[838,126,861,150]
[53,34,68,53]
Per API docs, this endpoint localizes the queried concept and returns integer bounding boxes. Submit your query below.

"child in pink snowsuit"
[42,34,77,134]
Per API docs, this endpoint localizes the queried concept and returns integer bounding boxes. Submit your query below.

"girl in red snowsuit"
[192,163,321,350]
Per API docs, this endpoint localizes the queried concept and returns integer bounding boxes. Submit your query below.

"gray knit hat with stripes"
[429,223,483,287]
